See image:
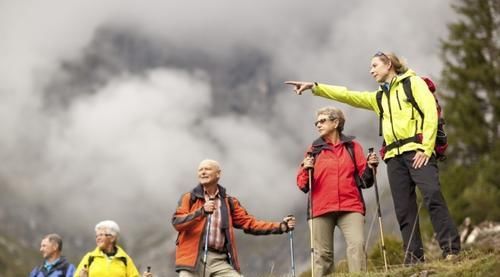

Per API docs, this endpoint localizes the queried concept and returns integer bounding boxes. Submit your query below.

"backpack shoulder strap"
[344,142,367,189]
[375,90,384,136]
[227,196,235,215]
[88,255,95,268]
[117,256,127,266]
[51,259,70,277]
[344,142,357,174]
[402,77,424,122]
[189,192,196,208]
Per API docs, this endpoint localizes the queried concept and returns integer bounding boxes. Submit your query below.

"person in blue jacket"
[29,233,75,277]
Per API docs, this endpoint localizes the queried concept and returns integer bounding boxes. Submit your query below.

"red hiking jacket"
[297,136,369,217]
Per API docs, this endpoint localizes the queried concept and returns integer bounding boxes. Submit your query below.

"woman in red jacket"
[297,106,378,275]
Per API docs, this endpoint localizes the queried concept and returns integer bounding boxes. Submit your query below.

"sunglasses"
[374,51,389,59]
[314,118,336,127]
[96,233,113,238]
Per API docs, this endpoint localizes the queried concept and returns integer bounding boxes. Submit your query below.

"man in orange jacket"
[172,159,296,276]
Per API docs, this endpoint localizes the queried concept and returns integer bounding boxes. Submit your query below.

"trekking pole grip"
[204,197,216,214]
[286,214,295,231]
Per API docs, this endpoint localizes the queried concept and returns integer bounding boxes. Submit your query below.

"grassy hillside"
[296,249,500,277]
[296,233,500,277]
[0,232,40,277]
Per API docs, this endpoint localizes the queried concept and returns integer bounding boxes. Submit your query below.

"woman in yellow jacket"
[285,52,460,264]
[74,220,152,277]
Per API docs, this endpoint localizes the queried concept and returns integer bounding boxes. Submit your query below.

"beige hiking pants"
[179,251,241,277]
[310,211,366,276]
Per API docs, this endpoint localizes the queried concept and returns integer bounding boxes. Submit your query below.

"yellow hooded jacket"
[73,246,140,277]
[311,69,437,160]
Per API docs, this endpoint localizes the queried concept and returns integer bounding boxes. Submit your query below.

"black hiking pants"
[386,151,460,264]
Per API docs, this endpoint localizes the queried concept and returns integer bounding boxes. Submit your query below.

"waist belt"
[385,134,421,152]
[208,247,227,254]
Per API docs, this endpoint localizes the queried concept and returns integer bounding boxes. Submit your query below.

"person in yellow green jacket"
[74,220,153,277]
[285,51,460,264]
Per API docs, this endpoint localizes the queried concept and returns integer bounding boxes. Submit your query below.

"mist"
[0,0,456,274]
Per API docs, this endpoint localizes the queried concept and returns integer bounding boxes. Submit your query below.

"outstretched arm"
[284,81,379,112]
[284,81,315,95]
[230,197,295,235]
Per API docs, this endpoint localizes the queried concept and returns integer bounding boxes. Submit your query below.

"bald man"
[172,159,296,277]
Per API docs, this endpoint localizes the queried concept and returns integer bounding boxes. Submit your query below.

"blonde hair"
[316,106,345,132]
[374,51,408,74]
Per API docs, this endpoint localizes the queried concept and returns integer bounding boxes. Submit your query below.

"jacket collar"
[312,134,355,148]
[378,68,416,92]
[90,246,128,258]
[192,184,227,199]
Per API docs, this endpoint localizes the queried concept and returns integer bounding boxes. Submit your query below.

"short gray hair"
[95,220,120,238]
[44,233,63,252]
[316,106,346,132]
[199,159,221,171]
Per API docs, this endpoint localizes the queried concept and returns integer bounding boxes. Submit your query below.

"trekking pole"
[306,152,315,277]
[203,198,215,277]
[404,200,423,265]
[287,214,296,277]
[369,147,388,272]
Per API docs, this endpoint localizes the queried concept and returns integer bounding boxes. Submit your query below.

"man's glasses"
[314,118,335,127]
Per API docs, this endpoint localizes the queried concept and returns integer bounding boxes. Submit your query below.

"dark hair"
[44,233,63,251]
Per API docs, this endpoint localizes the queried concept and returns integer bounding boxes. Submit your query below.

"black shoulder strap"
[344,142,367,212]
[88,255,95,268]
[51,259,70,277]
[376,90,384,136]
[402,77,424,129]
[189,192,196,208]
[118,256,127,266]
[227,196,235,215]
[344,142,366,188]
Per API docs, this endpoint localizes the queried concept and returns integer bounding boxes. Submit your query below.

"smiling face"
[370,56,392,83]
[197,160,221,187]
[95,228,115,251]
[39,238,58,260]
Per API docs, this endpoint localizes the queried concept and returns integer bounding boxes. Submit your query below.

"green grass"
[296,238,500,277]
[0,232,40,277]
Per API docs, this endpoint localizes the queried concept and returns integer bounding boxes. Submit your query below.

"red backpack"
[376,76,448,161]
